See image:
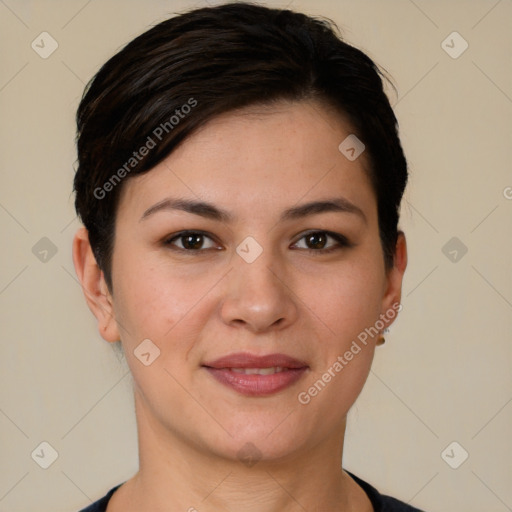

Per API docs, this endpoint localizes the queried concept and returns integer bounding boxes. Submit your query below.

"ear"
[380,231,407,326]
[72,227,120,343]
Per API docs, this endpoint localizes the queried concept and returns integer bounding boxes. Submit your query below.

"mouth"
[202,352,309,396]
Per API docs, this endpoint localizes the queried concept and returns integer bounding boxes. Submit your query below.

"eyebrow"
[140,196,367,224]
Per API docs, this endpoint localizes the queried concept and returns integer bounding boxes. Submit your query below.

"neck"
[113,391,368,512]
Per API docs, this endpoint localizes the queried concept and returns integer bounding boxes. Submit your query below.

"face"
[88,100,405,463]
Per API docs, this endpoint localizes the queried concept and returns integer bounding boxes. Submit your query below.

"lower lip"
[204,367,308,396]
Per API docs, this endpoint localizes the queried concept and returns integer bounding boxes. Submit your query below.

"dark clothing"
[78,472,425,511]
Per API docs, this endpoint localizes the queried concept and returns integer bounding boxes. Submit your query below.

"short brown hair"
[73,2,408,289]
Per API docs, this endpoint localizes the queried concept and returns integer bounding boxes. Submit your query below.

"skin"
[73,99,407,512]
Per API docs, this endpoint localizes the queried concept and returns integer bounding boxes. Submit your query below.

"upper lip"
[203,352,308,369]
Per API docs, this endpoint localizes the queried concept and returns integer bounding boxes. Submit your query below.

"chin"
[206,414,309,464]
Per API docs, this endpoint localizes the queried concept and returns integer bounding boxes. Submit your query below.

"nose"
[219,248,299,334]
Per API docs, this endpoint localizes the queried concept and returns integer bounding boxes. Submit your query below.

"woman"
[72,2,420,510]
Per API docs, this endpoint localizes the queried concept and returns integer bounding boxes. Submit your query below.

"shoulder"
[347,472,427,512]
[77,484,122,512]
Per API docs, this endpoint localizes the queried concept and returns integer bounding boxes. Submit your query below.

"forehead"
[116,99,376,223]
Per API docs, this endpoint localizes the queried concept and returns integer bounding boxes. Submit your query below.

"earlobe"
[381,231,407,325]
[72,227,120,343]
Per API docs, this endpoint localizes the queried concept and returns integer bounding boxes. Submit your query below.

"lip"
[203,352,308,369]
[202,352,309,397]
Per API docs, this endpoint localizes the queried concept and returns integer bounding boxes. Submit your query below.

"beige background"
[1,0,511,511]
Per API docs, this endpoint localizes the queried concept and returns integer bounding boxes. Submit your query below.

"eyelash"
[162,230,352,255]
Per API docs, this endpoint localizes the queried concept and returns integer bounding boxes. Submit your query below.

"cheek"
[111,263,207,408]
[112,270,175,342]
[299,256,385,341]
[299,349,374,432]
[296,270,380,424]
[112,257,219,358]
[294,251,383,406]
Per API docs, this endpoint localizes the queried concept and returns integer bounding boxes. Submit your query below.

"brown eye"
[164,231,219,251]
[292,231,351,254]
[182,233,205,250]
[305,232,328,249]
